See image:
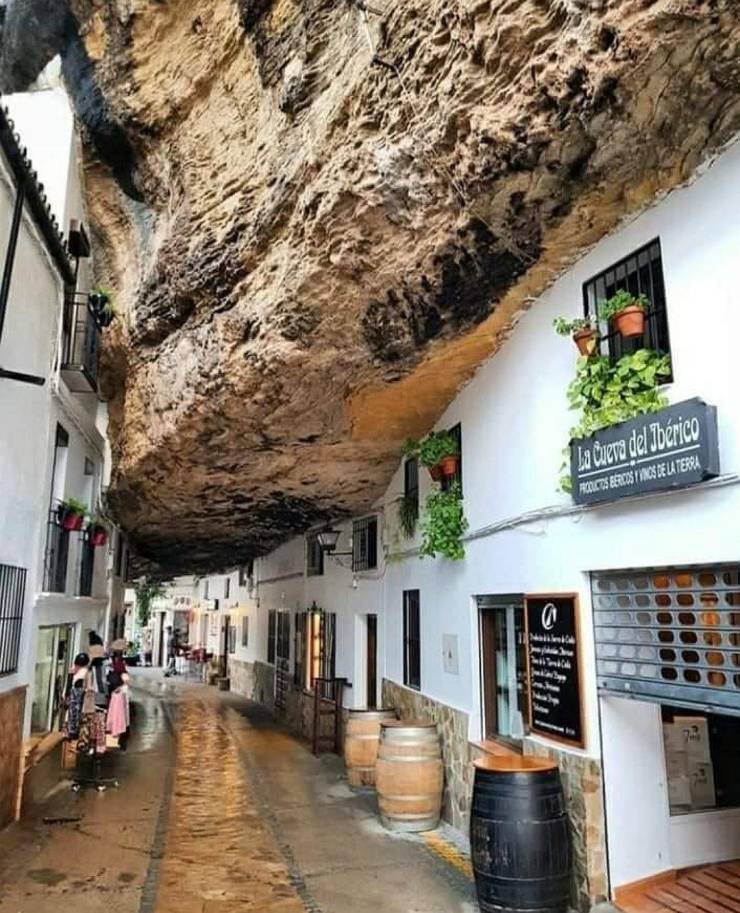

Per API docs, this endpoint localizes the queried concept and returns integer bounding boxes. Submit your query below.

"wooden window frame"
[403,589,421,690]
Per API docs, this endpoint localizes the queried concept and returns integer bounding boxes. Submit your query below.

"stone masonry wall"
[382,678,606,912]
[0,687,26,829]
[228,659,275,710]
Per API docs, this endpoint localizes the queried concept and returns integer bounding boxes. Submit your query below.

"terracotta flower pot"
[613,305,646,338]
[440,455,459,478]
[63,512,83,531]
[572,327,599,356]
[90,530,107,547]
[428,464,443,482]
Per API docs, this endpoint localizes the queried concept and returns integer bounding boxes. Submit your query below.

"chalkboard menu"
[525,595,584,748]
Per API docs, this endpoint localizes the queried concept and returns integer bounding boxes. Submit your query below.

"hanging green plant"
[396,494,418,539]
[420,482,468,560]
[559,348,671,491]
[405,431,460,480]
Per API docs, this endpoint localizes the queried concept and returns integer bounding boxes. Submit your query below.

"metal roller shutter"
[592,565,740,715]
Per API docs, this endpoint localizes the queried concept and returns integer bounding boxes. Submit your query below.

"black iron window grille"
[267,609,277,664]
[0,564,26,675]
[44,513,70,593]
[404,457,419,520]
[306,533,324,577]
[60,294,102,393]
[403,589,421,690]
[440,423,463,494]
[583,238,672,378]
[78,533,95,597]
[352,516,378,572]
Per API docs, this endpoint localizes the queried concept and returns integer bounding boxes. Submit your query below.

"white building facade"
[218,140,740,910]
[0,82,127,827]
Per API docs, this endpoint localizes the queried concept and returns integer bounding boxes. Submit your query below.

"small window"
[241,616,249,647]
[203,579,209,600]
[403,590,421,690]
[478,595,528,743]
[238,560,254,586]
[352,516,378,572]
[224,577,231,599]
[583,238,672,378]
[404,457,419,521]
[228,625,236,654]
[440,423,462,494]
[306,534,324,577]
[114,532,124,578]
[267,609,277,664]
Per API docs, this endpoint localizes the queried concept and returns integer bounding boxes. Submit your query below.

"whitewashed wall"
[252,140,740,885]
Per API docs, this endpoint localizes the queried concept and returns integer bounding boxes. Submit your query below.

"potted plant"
[87,516,108,547]
[597,289,649,338]
[88,287,117,328]
[419,482,468,560]
[396,493,418,539]
[418,431,460,480]
[57,497,87,531]
[553,316,599,356]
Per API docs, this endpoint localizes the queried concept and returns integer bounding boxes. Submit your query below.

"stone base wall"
[282,686,347,748]
[0,687,26,829]
[523,742,608,911]
[228,659,275,709]
[382,678,607,912]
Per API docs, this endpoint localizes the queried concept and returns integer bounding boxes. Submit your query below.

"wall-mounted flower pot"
[428,464,443,482]
[573,327,599,356]
[440,455,459,478]
[62,512,84,531]
[90,530,107,547]
[613,305,646,338]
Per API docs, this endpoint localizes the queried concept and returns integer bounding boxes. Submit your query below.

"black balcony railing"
[44,517,70,593]
[60,297,101,393]
[79,534,95,597]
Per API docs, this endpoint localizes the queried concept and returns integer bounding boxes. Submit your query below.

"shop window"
[352,516,378,572]
[267,609,276,664]
[306,533,324,577]
[583,238,672,379]
[478,595,528,743]
[403,589,421,690]
[441,423,463,494]
[294,608,335,690]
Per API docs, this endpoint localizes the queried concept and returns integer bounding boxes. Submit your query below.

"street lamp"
[316,526,352,558]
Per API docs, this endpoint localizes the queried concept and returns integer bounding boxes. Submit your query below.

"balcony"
[44,517,70,593]
[60,296,101,394]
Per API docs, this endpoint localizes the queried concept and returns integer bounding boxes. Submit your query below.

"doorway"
[221,614,231,677]
[31,624,74,733]
[477,594,527,743]
[366,614,378,709]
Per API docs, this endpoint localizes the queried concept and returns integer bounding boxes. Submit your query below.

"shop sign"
[525,594,584,748]
[570,398,719,505]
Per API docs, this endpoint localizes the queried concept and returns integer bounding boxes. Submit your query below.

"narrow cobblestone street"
[0,674,476,913]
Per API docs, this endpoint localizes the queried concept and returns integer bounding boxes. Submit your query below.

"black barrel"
[470,757,571,913]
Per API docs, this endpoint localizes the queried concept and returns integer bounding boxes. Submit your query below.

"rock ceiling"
[1,0,739,573]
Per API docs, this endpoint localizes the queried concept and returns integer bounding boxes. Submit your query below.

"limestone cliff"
[2,0,738,571]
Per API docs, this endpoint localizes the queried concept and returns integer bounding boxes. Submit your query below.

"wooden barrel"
[376,720,443,832]
[344,709,397,789]
[470,756,571,913]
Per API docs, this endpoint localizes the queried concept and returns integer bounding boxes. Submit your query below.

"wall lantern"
[316,527,352,558]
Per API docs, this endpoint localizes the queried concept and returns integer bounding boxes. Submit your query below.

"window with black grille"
[403,589,421,690]
[583,238,672,378]
[0,564,26,675]
[441,423,463,494]
[267,609,277,664]
[352,516,378,572]
[404,457,419,520]
[306,533,324,577]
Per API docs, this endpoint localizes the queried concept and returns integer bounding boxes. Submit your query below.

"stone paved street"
[0,673,477,913]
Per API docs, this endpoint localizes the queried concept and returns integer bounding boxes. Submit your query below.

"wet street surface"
[0,674,476,913]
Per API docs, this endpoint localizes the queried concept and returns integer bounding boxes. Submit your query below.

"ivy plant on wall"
[560,348,672,491]
[420,482,468,560]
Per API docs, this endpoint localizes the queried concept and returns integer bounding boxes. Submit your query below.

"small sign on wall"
[525,594,584,748]
[442,634,459,675]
